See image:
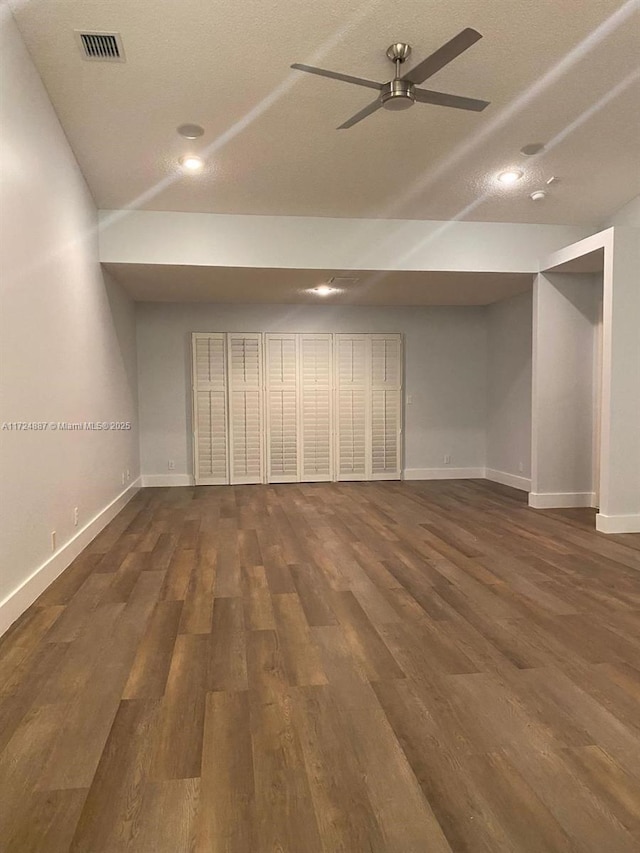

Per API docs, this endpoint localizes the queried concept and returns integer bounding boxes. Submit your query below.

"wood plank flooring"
[1,479,640,852]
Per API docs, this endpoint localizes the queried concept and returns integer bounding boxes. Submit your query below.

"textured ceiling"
[11,0,640,224]
[103,264,533,305]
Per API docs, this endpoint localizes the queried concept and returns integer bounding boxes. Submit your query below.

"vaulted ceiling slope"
[11,0,640,224]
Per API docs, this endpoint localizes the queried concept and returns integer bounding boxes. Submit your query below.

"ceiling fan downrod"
[382,43,415,110]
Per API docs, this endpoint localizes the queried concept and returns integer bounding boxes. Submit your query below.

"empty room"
[1,1,640,851]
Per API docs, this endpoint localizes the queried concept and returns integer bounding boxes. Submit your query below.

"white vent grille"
[76,31,125,62]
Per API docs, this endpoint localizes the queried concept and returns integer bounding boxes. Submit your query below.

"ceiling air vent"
[75,31,125,62]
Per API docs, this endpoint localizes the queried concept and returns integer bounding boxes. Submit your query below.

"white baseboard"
[0,478,141,637]
[528,491,595,509]
[596,513,640,534]
[141,474,194,487]
[485,468,531,492]
[404,467,485,480]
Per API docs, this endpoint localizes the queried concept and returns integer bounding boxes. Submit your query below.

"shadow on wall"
[104,270,139,421]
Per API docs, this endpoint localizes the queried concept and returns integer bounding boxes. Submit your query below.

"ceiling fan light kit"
[291,28,490,129]
[381,77,415,111]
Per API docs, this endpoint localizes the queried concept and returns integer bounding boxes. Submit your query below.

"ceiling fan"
[291,28,490,129]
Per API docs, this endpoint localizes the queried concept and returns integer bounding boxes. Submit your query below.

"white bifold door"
[192,332,401,485]
[335,333,403,481]
[264,333,334,483]
[264,333,299,483]
[227,333,264,484]
[300,334,334,481]
[192,333,229,485]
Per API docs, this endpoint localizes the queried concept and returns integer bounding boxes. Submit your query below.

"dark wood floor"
[1,480,640,852]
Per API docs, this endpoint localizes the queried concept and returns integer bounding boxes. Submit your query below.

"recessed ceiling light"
[177,123,204,139]
[310,285,337,296]
[530,190,547,201]
[497,169,523,185]
[179,155,203,172]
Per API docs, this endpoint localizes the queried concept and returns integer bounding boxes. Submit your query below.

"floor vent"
[76,31,125,62]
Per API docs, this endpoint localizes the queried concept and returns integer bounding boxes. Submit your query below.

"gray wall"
[136,302,488,480]
[532,273,601,498]
[602,194,640,228]
[0,12,139,618]
[486,292,533,482]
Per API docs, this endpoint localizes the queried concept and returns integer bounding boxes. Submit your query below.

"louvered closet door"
[335,334,369,480]
[192,333,229,485]
[370,334,402,480]
[300,334,333,481]
[265,334,299,483]
[227,333,264,484]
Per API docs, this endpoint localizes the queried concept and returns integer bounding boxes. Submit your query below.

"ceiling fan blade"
[291,63,383,91]
[402,28,482,85]
[337,99,382,129]
[414,87,490,112]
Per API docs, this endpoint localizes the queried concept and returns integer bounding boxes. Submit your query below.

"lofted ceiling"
[10,0,640,225]
[103,264,533,305]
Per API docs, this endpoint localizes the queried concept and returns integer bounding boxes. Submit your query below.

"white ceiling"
[103,264,533,305]
[11,0,640,224]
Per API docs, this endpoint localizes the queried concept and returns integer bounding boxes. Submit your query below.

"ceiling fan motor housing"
[381,79,415,110]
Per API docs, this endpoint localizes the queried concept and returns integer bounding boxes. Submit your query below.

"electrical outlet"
[518,461,524,473]
[407,394,414,405]
[73,507,79,527]
[168,460,176,471]
[126,468,130,481]
[444,455,452,465]
[121,472,125,485]
[51,531,56,551]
